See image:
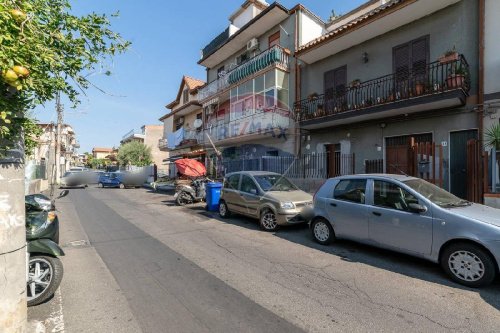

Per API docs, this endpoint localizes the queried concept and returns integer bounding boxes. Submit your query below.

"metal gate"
[450,130,478,199]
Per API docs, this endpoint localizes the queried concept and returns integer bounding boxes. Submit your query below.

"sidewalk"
[28,189,141,332]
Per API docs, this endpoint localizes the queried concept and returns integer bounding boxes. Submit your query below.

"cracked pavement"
[30,187,500,332]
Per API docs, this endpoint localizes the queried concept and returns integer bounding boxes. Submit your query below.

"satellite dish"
[193,119,203,129]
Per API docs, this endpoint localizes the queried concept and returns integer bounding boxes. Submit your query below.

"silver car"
[219,171,313,231]
[311,174,500,287]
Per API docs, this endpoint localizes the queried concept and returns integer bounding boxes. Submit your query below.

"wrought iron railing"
[198,45,290,101]
[122,129,144,140]
[201,27,230,60]
[204,107,291,143]
[295,55,470,122]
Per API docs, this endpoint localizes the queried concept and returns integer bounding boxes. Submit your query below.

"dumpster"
[206,182,222,212]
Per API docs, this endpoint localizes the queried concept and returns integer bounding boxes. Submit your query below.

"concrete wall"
[299,11,324,47]
[143,125,168,168]
[301,0,479,99]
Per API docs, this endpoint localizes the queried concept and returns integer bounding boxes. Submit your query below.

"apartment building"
[121,124,166,169]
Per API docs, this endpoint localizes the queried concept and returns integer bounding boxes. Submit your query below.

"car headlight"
[280,202,295,209]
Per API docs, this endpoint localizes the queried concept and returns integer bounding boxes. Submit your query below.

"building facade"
[121,124,166,170]
[294,0,480,200]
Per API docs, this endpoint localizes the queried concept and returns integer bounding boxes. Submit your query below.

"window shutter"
[334,66,347,96]
[324,70,335,99]
[411,37,428,77]
[394,44,410,81]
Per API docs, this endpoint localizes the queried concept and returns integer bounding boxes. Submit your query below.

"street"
[29,187,500,333]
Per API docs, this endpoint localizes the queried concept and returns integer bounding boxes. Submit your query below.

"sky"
[34,0,366,153]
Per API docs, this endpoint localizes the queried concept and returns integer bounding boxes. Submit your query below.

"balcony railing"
[158,138,168,150]
[204,107,291,143]
[122,129,144,140]
[295,55,470,122]
[201,27,230,60]
[198,45,290,101]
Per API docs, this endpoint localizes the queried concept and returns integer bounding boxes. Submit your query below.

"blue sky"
[34,0,366,153]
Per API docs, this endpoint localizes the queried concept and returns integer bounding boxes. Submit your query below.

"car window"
[253,174,298,192]
[110,174,117,179]
[333,179,367,204]
[240,175,258,194]
[225,174,240,190]
[374,180,418,211]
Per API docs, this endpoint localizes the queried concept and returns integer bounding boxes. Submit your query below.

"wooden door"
[450,129,478,199]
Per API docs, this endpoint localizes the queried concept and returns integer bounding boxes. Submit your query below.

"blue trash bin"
[206,182,223,212]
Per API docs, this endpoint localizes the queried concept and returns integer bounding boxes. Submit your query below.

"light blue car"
[311,174,500,287]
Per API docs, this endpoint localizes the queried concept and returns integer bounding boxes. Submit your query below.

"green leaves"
[485,124,500,150]
[117,141,153,167]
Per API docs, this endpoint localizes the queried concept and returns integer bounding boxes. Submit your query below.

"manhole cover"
[64,240,90,248]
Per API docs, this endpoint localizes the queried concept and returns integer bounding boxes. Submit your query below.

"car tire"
[97,183,103,188]
[175,191,192,206]
[219,200,231,218]
[311,218,335,245]
[260,209,278,232]
[119,183,125,189]
[440,242,497,288]
[27,255,64,307]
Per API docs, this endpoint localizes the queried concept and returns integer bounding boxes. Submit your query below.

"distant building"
[120,124,167,170]
[92,147,113,159]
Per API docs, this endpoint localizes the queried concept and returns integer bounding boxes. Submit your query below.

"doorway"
[450,129,478,199]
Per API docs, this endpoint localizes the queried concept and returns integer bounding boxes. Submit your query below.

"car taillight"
[47,211,57,223]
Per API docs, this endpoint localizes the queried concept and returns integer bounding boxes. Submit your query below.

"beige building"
[159,76,206,176]
[92,147,113,159]
[120,124,167,170]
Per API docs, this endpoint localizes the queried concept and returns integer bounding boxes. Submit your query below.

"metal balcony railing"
[295,54,470,122]
[122,129,144,140]
[198,45,290,101]
[201,27,230,60]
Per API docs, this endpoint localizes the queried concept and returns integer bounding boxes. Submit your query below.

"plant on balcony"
[446,64,467,89]
[308,92,319,101]
[439,47,459,64]
[349,79,361,88]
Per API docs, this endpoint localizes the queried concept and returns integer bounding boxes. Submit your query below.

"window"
[237,52,249,65]
[240,175,258,194]
[225,174,240,190]
[182,88,189,103]
[268,31,280,49]
[393,36,429,91]
[217,66,225,78]
[254,174,298,192]
[333,179,367,204]
[374,181,418,211]
[324,66,346,102]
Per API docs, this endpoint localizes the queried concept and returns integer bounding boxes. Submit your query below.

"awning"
[228,47,283,85]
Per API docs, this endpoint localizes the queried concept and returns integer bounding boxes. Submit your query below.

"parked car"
[218,171,313,231]
[60,171,87,188]
[97,171,145,189]
[311,174,500,287]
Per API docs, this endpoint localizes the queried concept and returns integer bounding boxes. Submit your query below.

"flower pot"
[446,74,465,89]
[439,52,459,64]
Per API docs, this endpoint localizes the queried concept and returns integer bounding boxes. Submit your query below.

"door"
[369,180,433,255]
[326,144,340,178]
[385,133,433,174]
[324,66,346,113]
[222,174,242,213]
[238,175,260,217]
[450,129,478,198]
[326,179,369,240]
[393,36,429,98]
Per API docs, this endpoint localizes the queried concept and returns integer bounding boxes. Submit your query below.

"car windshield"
[63,172,73,177]
[403,179,471,208]
[254,174,298,192]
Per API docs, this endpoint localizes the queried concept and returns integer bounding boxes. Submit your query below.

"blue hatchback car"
[97,172,124,188]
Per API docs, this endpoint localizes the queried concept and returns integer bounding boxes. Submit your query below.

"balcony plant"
[350,79,361,88]
[485,123,500,150]
[439,47,459,64]
[308,92,319,101]
[446,64,467,89]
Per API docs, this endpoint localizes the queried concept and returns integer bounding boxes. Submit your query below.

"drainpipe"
[478,0,485,198]
[294,9,301,157]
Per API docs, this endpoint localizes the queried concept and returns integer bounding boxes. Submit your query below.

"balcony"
[201,27,229,61]
[204,107,292,145]
[158,138,168,151]
[295,55,470,129]
[121,129,145,144]
[167,129,204,151]
[198,45,290,101]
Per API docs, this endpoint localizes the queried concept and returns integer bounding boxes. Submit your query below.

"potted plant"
[308,92,319,101]
[415,80,425,96]
[485,123,500,151]
[350,79,361,88]
[439,47,459,64]
[446,65,467,89]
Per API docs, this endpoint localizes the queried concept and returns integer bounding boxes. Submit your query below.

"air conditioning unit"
[177,116,184,125]
[246,38,259,51]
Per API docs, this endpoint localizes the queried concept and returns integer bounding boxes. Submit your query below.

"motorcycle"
[174,178,211,206]
[25,190,68,306]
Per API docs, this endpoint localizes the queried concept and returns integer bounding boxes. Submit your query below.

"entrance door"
[450,129,478,198]
[385,133,433,175]
[326,144,340,178]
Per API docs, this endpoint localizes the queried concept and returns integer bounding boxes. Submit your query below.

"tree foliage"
[0,0,130,155]
[485,123,500,150]
[117,141,152,167]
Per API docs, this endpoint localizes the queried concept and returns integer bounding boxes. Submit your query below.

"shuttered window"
[324,65,347,99]
[393,36,429,81]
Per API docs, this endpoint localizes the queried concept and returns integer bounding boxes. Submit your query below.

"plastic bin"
[206,182,223,212]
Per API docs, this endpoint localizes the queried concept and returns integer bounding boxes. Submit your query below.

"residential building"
[159,76,205,176]
[92,147,114,159]
[120,124,166,170]
[196,1,323,169]
[294,0,480,200]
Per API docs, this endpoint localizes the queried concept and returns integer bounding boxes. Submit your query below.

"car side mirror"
[408,203,427,213]
[57,190,69,199]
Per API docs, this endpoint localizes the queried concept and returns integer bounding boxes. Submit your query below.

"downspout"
[478,0,485,198]
[294,9,301,157]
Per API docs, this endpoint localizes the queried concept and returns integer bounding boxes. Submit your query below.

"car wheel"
[119,183,125,189]
[440,242,496,288]
[260,209,278,232]
[176,191,192,206]
[311,218,335,245]
[219,200,231,218]
[27,255,64,307]
[97,183,103,188]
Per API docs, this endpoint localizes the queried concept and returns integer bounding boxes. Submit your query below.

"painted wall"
[301,0,479,99]
[299,11,324,47]
[484,0,500,96]
[232,5,256,29]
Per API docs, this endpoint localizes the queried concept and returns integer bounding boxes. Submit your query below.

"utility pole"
[54,93,63,186]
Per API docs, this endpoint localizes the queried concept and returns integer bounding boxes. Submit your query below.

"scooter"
[174,178,210,206]
[26,190,67,306]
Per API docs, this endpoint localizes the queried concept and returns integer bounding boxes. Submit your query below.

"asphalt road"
[29,187,500,332]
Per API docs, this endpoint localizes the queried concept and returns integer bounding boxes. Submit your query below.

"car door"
[325,178,370,241]
[238,175,261,217]
[223,174,242,213]
[368,179,432,255]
